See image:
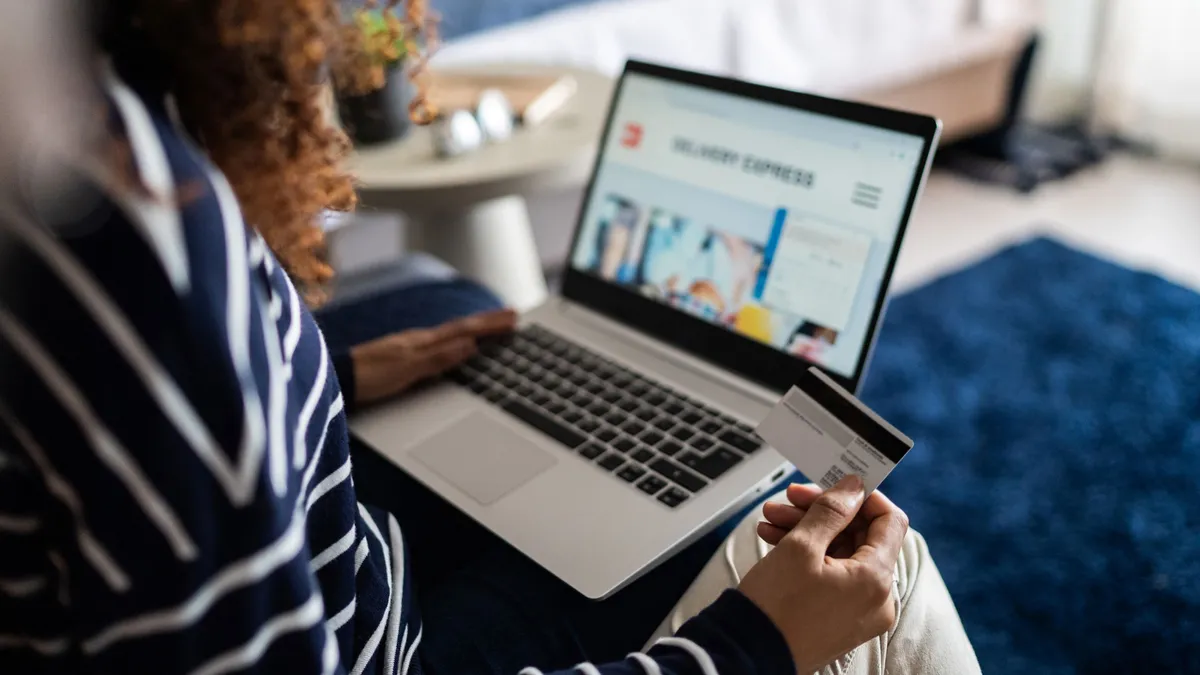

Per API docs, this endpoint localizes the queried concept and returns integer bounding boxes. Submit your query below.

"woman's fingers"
[415,336,477,378]
[762,501,805,530]
[785,482,823,509]
[756,521,789,546]
[436,309,519,341]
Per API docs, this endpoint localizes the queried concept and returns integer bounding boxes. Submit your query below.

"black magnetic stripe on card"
[795,370,912,464]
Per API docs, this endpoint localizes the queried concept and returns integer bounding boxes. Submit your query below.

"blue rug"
[836,238,1200,674]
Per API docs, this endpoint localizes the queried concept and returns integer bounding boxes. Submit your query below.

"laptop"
[351,60,941,599]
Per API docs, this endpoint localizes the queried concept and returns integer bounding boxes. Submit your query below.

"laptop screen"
[569,72,926,379]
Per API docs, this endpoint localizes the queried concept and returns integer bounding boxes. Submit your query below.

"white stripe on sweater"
[187,593,325,675]
[327,597,357,633]
[207,160,269,504]
[282,269,304,360]
[83,516,306,654]
[0,307,196,561]
[299,397,344,508]
[654,637,718,675]
[0,576,46,598]
[400,625,423,675]
[294,332,330,469]
[349,504,394,675]
[517,668,545,675]
[574,664,601,675]
[321,623,341,675]
[382,516,407,675]
[255,290,289,497]
[0,513,38,534]
[306,457,352,513]
[0,403,129,591]
[354,537,370,575]
[627,652,663,675]
[102,67,190,293]
[0,203,251,504]
[0,634,69,655]
[311,526,356,573]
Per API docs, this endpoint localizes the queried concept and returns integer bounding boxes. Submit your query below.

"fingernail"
[838,474,864,493]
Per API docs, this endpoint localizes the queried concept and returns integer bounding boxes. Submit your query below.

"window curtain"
[1095,0,1200,160]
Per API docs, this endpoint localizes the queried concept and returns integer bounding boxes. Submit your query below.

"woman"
[0,1,981,674]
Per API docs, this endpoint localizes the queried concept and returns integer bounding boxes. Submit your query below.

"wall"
[1025,0,1104,122]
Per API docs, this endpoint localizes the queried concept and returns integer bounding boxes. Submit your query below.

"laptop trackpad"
[411,412,557,506]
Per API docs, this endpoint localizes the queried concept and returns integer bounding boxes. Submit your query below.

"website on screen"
[571,73,924,377]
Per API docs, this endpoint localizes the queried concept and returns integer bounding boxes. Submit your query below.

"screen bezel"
[561,60,941,395]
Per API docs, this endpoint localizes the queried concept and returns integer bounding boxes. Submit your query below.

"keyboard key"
[628,381,649,396]
[502,400,587,449]
[637,474,668,496]
[648,458,707,493]
[690,446,743,479]
[545,400,567,415]
[654,418,675,431]
[585,381,606,395]
[562,410,582,424]
[690,436,715,453]
[601,390,623,404]
[569,392,592,407]
[657,487,689,508]
[681,410,704,425]
[484,389,506,404]
[618,399,640,412]
[569,373,590,387]
[719,430,762,454]
[604,411,627,426]
[639,429,664,445]
[586,401,610,416]
[579,443,605,460]
[658,440,683,456]
[578,417,600,433]
[670,426,695,442]
[632,447,655,464]
[635,408,658,422]
[662,401,684,416]
[596,427,619,443]
[530,392,551,406]
[554,382,576,397]
[621,419,646,436]
[700,419,723,435]
[646,392,667,406]
[613,437,636,454]
[514,383,535,398]
[597,453,625,471]
[617,464,647,483]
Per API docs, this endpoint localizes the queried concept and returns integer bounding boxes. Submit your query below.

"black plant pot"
[338,65,415,146]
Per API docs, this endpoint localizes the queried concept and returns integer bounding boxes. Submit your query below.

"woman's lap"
[316,259,735,672]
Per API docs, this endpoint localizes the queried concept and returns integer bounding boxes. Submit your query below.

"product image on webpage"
[574,193,851,368]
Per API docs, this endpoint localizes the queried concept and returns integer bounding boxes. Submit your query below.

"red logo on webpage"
[620,122,643,149]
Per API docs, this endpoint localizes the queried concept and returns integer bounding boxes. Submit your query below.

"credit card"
[756,367,913,494]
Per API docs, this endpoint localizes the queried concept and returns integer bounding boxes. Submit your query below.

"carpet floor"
[835,237,1200,674]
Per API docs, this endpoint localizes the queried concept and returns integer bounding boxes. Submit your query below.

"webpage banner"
[572,75,921,377]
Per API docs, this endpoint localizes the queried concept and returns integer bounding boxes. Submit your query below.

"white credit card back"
[757,367,914,494]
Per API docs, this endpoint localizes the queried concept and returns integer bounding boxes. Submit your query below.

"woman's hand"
[350,309,517,406]
[737,476,910,673]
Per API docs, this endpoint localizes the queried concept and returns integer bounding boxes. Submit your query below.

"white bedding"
[432,0,1039,96]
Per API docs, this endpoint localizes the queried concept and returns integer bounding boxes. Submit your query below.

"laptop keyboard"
[448,325,764,508]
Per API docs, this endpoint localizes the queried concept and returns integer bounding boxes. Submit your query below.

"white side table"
[347,64,614,311]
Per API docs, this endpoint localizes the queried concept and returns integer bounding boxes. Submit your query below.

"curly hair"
[100,0,433,302]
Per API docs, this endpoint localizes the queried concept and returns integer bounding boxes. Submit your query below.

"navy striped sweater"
[0,70,791,675]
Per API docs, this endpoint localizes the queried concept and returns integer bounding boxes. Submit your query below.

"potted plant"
[336,0,437,146]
